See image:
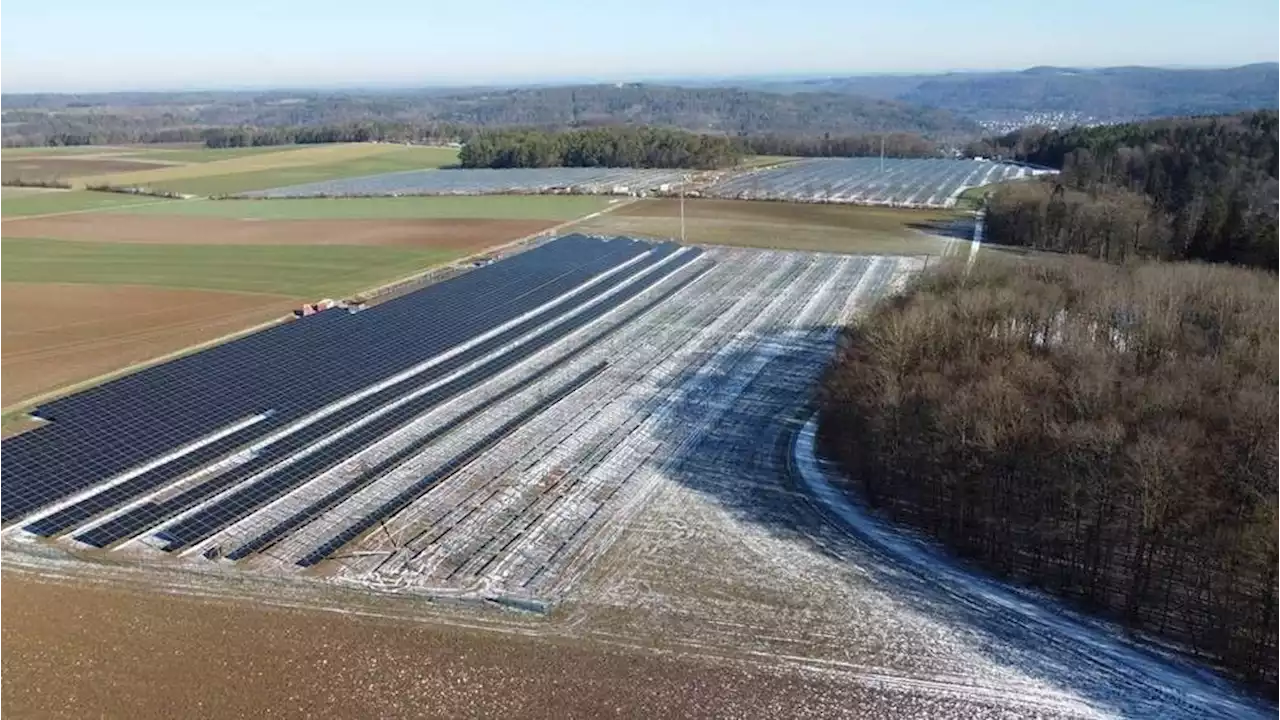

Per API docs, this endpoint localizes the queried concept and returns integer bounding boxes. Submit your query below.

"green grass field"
[139,146,460,196]
[107,194,616,221]
[2,190,176,217]
[2,238,460,297]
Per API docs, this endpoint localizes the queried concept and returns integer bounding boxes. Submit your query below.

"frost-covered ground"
[4,245,1270,718]
[561,299,1271,718]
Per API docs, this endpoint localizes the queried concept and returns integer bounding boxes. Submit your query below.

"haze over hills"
[0,84,982,147]
[734,63,1280,124]
[3,64,1277,148]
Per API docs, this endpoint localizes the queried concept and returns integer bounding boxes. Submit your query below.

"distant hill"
[424,84,979,137]
[738,64,1280,121]
[1,84,981,146]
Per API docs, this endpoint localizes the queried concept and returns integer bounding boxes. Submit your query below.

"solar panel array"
[706,158,1052,208]
[2,236,701,560]
[239,167,688,199]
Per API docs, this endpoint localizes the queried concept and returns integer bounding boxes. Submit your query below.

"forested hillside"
[428,84,976,136]
[458,127,741,169]
[821,258,1278,693]
[1,84,978,148]
[456,127,944,169]
[977,111,1278,268]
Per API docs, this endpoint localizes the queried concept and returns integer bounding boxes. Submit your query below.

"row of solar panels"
[240,167,689,199]
[1,237,697,557]
[707,158,1041,207]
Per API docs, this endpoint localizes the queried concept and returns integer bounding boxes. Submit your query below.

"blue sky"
[2,0,1277,92]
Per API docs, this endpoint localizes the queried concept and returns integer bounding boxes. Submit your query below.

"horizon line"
[3,60,1276,96]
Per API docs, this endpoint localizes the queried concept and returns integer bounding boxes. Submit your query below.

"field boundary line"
[1,197,637,420]
[350,198,638,304]
[1,314,291,417]
[0,196,186,221]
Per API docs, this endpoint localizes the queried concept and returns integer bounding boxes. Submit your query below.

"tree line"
[458,127,742,170]
[200,122,474,148]
[972,111,1278,269]
[820,257,1277,694]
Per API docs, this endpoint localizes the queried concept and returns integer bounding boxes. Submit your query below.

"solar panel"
[295,360,611,567]
[239,168,688,199]
[706,158,1046,208]
[1,236,667,527]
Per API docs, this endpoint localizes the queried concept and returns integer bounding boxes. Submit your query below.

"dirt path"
[0,196,184,222]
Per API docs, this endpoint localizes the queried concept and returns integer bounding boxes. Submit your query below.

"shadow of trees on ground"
[641,324,1268,718]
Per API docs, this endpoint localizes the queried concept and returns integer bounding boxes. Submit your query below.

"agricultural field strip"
[221,250,711,566]
[707,158,1048,208]
[60,247,691,548]
[9,238,656,533]
[239,167,691,198]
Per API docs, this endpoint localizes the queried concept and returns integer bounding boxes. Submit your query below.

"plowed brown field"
[0,574,865,720]
[3,214,557,250]
[2,157,172,183]
[2,283,299,406]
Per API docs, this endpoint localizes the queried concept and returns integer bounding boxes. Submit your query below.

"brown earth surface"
[2,157,172,182]
[2,214,558,250]
[569,197,956,255]
[615,197,953,229]
[1,573,867,720]
[2,283,299,407]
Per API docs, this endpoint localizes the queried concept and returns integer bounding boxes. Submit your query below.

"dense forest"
[976,111,1278,269]
[0,83,979,148]
[458,127,741,170]
[200,122,472,148]
[820,257,1278,693]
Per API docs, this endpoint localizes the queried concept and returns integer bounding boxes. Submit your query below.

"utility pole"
[880,135,885,173]
[679,175,687,243]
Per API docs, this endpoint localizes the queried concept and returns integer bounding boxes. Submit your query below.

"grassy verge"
[2,238,462,297]
[954,184,994,212]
